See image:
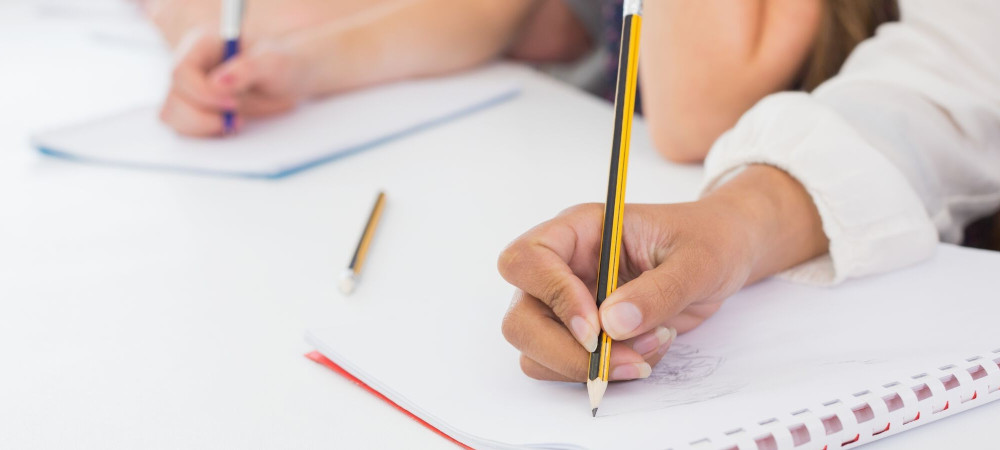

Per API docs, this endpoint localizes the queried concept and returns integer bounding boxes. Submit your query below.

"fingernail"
[632,326,674,356]
[602,302,642,338]
[656,327,677,356]
[570,316,598,353]
[610,362,652,381]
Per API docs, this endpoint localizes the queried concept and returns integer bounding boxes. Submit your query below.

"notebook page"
[299,75,1000,449]
[32,65,522,178]
[307,243,1000,449]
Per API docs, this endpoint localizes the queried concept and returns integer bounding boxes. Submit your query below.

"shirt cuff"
[700,92,938,285]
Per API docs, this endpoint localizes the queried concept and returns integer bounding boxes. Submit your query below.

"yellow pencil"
[339,191,387,295]
[588,0,643,417]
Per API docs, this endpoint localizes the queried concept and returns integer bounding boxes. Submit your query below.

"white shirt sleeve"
[700,0,1000,285]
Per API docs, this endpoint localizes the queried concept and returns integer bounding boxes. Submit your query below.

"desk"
[0,2,996,448]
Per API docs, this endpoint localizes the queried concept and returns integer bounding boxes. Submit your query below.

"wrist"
[704,165,829,282]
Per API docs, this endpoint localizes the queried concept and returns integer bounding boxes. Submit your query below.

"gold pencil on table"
[588,0,643,417]
[339,191,387,295]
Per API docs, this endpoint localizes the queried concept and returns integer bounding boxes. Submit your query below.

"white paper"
[307,227,1000,449]
[33,65,522,178]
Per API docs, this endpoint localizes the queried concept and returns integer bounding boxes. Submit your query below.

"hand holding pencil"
[498,0,830,417]
[497,164,829,413]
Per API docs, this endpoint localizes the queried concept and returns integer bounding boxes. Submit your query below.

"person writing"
[497,0,1000,382]
[147,0,895,163]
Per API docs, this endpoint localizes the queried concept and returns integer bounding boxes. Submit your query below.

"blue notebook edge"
[34,87,521,180]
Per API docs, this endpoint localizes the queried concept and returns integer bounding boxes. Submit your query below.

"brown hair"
[799,0,900,91]
[993,213,1000,251]
[963,211,1000,252]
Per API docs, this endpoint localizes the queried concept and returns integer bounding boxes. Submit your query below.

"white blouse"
[701,0,1000,285]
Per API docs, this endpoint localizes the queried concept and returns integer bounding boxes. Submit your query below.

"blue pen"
[220,0,245,134]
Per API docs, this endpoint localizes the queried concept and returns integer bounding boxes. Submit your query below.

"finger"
[519,347,654,382]
[626,325,676,360]
[498,205,604,352]
[159,91,227,137]
[519,344,654,382]
[607,345,654,381]
[502,291,648,381]
[171,33,236,110]
[600,247,710,340]
[172,63,238,111]
[502,290,589,378]
[209,54,261,95]
[176,29,224,71]
[519,355,576,382]
[661,308,719,334]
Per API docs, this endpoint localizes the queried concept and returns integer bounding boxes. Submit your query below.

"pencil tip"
[592,408,598,417]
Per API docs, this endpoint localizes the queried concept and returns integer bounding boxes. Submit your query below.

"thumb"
[599,258,694,341]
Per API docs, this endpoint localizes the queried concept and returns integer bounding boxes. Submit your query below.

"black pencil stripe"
[590,15,635,382]
[595,14,633,310]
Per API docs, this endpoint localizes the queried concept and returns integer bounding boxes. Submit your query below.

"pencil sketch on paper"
[603,343,746,416]
[646,343,723,386]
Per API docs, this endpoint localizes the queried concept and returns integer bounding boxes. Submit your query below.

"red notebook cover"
[306,351,473,449]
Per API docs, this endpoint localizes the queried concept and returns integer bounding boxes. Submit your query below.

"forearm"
[145,0,389,48]
[289,0,537,96]
[639,0,820,162]
[699,1,1000,285]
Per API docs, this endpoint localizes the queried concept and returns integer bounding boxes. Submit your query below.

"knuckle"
[519,355,544,380]
[500,294,526,348]
[555,351,589,381]
[651,269,684,303]
[500,314,517,347]
[542,277,575,319]
[496,240,525,279]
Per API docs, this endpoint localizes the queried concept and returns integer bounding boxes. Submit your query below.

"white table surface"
[1,1,997,448]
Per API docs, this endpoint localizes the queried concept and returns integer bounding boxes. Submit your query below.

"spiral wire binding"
[675,348,1000,450]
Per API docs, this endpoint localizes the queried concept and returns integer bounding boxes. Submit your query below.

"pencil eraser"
[338,270,357,295]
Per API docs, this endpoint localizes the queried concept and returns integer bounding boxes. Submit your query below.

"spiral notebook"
[31,65,521,179]
[306,243,1000,450]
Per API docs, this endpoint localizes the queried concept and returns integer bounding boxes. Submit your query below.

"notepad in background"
[32,65,523,179]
